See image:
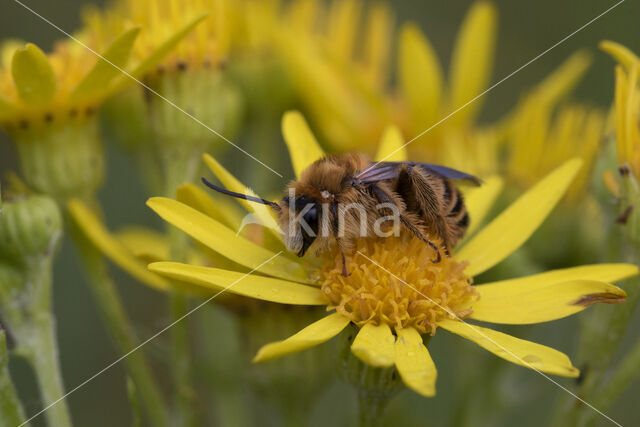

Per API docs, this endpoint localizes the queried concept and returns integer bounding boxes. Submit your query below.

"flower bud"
[0,190,62,263]
[147,66,243,156]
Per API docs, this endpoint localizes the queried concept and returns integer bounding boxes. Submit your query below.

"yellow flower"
[68,111,637,397]
[496,51,605,200]
[272,1,496,158]
[0,30,139,127]
[83,0,225,73]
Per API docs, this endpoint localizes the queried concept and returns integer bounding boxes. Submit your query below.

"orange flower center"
[318,235,478,335]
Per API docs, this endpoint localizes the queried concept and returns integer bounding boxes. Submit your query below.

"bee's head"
[279,194,320,257]
[200,178,323,257]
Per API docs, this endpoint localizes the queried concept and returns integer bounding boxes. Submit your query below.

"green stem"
[164,149,199,427]
[357,389,390,427]
[0,331,27,427]
[585,327,640,423]
[8,258,72,427]
[71,227,168,427]
[20,314,72,427]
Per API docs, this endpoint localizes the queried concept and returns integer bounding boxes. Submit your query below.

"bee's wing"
[356,163,402,184]
[356,162,482,185]
[407,162,482,185]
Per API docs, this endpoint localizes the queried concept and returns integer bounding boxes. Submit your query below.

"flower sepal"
[0,185,62,264]
[11,118,104,203]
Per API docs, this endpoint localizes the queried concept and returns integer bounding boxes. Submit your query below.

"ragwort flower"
[83,0,242,193]
[272,0,497,160]
[0,31,140,201]
[133,112,635,398]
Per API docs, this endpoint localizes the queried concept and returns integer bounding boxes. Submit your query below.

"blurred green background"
[1,0,639,426]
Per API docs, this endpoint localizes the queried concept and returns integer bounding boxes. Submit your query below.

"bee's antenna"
[201,178,279,208]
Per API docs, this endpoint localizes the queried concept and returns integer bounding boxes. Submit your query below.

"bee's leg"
[330,199,350,276]
[403,165,453,251]
[399,216,441,263]
[341,252,349,277]
[369,183,441,263]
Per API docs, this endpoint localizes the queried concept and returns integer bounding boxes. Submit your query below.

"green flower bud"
[0,190,62,264]
[8,117,104,203]
[148,66,243,149]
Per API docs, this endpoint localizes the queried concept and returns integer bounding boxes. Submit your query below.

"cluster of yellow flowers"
[1,1,640,426]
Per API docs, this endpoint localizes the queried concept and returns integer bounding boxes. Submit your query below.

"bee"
[203,153,480,275]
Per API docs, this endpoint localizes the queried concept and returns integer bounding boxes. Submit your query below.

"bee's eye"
[303,205,318,226]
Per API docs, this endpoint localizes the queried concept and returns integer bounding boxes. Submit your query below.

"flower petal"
[146,197,310,283]
[398,23,443,133]
[438,319,579,377]
[148,262,325,306]
[68,199,169,291]
[202,153,281,236]
[282,110,325,179]
[123,13,209,84]
[71,27,140,102]
[460,175,503,238]
[600,40,640,76]
[0,94,15,120]
[533,50,592,106]
[351,323,396,367]
[448,1,497,125]
[362,3,393,87]
[176,183,241,230]
[11,43,57,105]
[116,227,169,262]
[395,327,437,397]
[253,313,350,362]
[374,125,408,162]
[456,158,582,276]
[472,279,627,325]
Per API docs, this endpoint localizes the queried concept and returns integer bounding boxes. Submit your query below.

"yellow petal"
[395,327,437,397]
[438,319,579,377]
[176,183,241,231]
[146,197,309,283]
[68,199,169,291]
[282,111,325,179]
[460,175,503,238]
[71,27,140,102]
[351,323,396,367]
[534,50,592,106]
[11,43,57,105]
[472,279,627,325]
[121,12,209,85]
[448,1,497,125]
[326,0,361,62]
[202,153,281,237]
[362,3,393,87]
[115,227,169,262]
[374,126,408,162]
[0,94,15,120]
[398,23,443,133]
[600,40,640,76]
[149,262,325,306]
[457,158,582,276]
[253,313,350,362]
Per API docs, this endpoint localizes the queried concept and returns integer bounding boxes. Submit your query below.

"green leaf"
[71,27,140,102]
[11,43,57,105]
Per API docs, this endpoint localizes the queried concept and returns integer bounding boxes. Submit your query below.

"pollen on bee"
[317,234,478,335]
